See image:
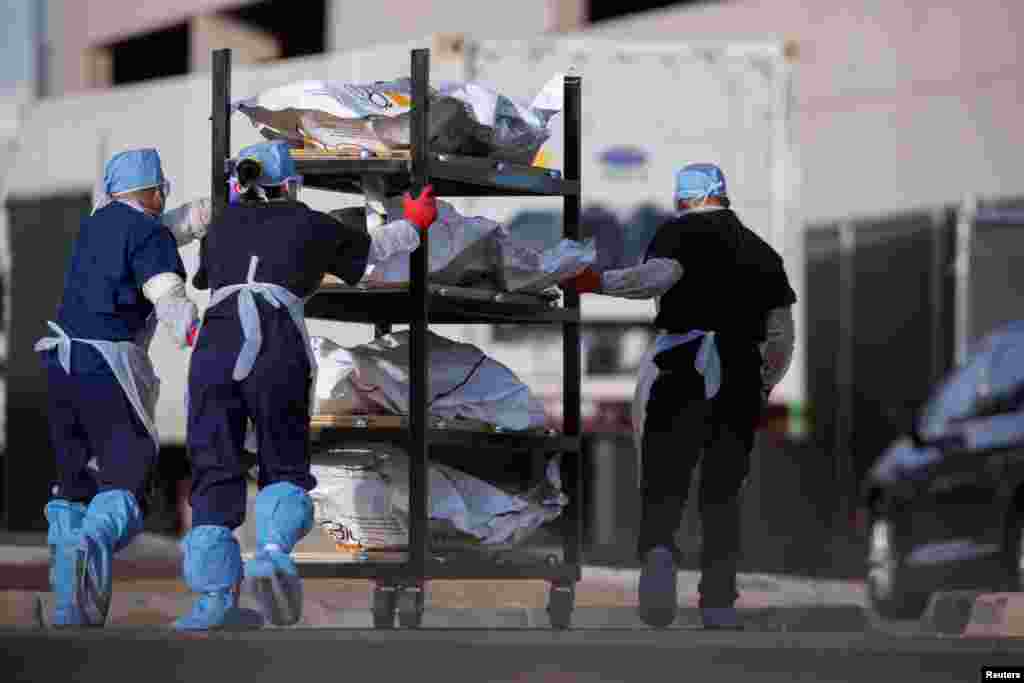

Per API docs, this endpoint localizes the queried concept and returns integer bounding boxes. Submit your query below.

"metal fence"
[960,197,1024,364]
[805,197,1023,508]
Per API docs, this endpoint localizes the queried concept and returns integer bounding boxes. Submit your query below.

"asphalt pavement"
[2,628,1021,683]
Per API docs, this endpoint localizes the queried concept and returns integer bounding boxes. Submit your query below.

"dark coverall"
[187,200,371,529]
[637,208,797,608]
[44,201,186,510]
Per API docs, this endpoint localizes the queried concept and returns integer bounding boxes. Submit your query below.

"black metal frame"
[211,48,583,624]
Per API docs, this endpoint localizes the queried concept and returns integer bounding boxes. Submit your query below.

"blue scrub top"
[44,201,186,375]
[193,200,371,299]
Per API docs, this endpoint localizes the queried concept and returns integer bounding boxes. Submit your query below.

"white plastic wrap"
[161,197,213,246]
[364,200,501,287]
[496,237,597,293]
[312,331,548,431]
[310,446,567,546]
[363,199,595,293]
[234,75,564,165]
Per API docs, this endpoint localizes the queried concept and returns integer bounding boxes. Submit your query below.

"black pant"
[637,338,764,608]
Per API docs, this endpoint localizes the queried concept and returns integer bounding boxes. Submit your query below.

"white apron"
[195,255,317,454]
[631,330,721,488]
[35,317,162,452]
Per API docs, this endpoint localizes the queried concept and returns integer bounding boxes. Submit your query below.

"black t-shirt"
[645,208,796,344]
[193,200,371,300]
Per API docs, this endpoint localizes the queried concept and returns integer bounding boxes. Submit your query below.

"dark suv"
[862,321,1024,620]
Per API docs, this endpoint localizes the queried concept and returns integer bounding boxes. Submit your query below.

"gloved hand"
[186,321,200,348]
[560,267,603,295]
[402,185,437,230]
[760,346,790,387]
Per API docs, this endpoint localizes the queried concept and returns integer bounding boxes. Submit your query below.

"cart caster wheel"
[397,586,425,629]
[547,584,574,630]
[372,586,397,629]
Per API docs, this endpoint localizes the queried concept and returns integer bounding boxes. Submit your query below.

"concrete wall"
[328,0,575,54]
[49,0,259,94]
[582,0,1024,224]
[47,0,584,97]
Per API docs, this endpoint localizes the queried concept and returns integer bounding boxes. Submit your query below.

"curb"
[962,593,1024,639]
[911,591,1024,638]
[8,591,866,631]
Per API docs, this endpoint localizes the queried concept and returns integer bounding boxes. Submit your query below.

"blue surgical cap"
[235,141,298,186]
[675,163,728,202]
[103,149,166,196]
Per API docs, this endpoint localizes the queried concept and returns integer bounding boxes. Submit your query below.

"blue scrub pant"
[46,362,157,508]
[186,306,316,530]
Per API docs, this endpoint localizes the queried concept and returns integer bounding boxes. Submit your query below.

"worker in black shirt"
[562,163,796,629]
[176,141,437,631]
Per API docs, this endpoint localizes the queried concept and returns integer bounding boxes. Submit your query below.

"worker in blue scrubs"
[36,149,206,627]
[178,141,436,630]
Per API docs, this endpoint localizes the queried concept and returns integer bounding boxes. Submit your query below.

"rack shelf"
[293,152,580,198]
[211,45,582,630]
[313,426,580,454]
[308,282,577,324]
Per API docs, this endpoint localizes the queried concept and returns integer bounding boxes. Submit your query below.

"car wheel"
[866,516,931,620]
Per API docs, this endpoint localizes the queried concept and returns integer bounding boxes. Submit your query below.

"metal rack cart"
[210,47,583,629]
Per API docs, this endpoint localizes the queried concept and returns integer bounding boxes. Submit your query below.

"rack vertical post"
[407,48,431,581]
[211,49,231,222]
[561,73,583,574]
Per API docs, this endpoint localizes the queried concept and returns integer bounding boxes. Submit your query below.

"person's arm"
[758,244,798,390]
[192,237,209,291]
[162,198,213,247]
[761,305,795,388]
[132,228,198,348]
[594,258,683,299]
[326,187,434,285]
[564,217,686,298]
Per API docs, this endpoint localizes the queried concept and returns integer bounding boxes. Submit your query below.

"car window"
[986,339,1024,402]
[919,344,993,439]
[919,328,1024,439]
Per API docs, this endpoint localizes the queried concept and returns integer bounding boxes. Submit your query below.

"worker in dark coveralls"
[36,149,208,628]
[562,163,797,629]
[177,141,438,630]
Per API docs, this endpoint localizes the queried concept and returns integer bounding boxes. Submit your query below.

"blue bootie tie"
[74,490,144,626]
[174,525,264,631]
[43,500,88,627]
[244,482,313,627]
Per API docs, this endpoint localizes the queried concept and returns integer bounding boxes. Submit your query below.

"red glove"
[402,185,437,230]
[561,267,603,295]
[186,321,200,348]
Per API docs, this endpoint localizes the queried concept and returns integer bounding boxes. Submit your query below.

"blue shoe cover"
[638,546,677,629]
[174,525,263,631]
[44,500,88,627]
[75,490,144,626]
[702,607,744,630]
[244,483,313,626]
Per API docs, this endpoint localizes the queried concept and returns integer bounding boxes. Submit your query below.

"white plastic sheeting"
[233,74,564,165]
[363,199,596,293]
[312,331,548,431]
[310,445,567,546]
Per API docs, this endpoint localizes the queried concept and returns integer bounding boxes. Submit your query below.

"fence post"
[954,195,976,367]
[835,221,856,516]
